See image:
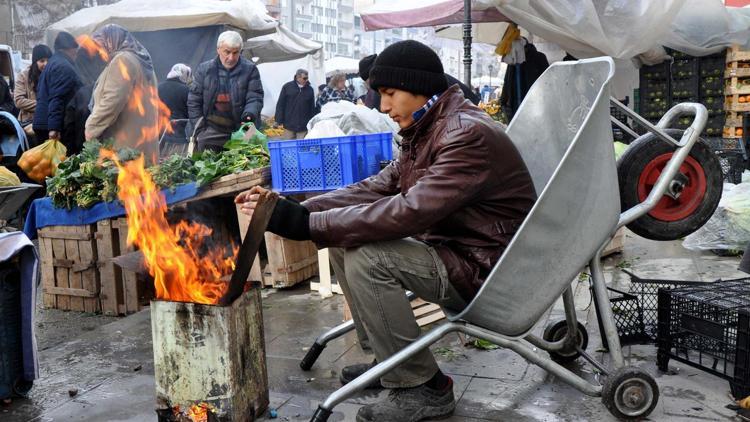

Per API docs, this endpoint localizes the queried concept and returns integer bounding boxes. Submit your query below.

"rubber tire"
[542,319,589,364]
[617,129,722,241]
[602,366,659,421]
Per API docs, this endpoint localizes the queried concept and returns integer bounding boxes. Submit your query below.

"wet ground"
[2,231,747,421]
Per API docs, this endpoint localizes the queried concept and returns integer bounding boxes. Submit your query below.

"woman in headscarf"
[14,44,52,127]
[84,24,160,160]
[157,63,191,157]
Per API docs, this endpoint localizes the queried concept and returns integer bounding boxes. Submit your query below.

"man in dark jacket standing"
[236,40,536,422]
[274,69,314,139]
[33,32,81,146]
[188,31,264,152]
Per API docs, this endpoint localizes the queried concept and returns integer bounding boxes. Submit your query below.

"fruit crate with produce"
[724,45,750,138]
[638,62,670,125]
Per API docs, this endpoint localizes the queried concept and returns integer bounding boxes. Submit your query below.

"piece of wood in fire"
[220,190,278,306]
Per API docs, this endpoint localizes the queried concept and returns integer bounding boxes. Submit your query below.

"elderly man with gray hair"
[188,30,264,152]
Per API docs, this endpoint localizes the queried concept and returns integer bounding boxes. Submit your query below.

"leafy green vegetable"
[47,135,270,210]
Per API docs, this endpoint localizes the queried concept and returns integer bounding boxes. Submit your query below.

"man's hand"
[234,185,268,220]
[48,131,60,140]
[235,186,311,241]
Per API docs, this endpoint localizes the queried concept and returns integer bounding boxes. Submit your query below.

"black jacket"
[158,77,190,142]
[0,77,14,115]
[275,80,315,132]
[188,57,264,131]
[62,84,93,155]
[500,43,549,119]
[33,52,81,131]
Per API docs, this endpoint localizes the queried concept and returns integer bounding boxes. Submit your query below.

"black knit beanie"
[368,40,448,97]
[358,54,377,81]
[32,45,52,64]
[54,31,79,51]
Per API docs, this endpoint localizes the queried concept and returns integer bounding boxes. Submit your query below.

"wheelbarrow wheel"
[602,366,659,420]
[542,319,588,364]
[617,129,722,241]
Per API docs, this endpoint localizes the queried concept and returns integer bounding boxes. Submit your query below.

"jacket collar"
[399,84,465,139]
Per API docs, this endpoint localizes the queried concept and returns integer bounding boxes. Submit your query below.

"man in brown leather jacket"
[236,40,536,422]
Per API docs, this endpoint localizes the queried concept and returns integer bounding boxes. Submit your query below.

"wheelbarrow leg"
[300,319,356,371]
[300,291,417,371]
[589,252,625,368]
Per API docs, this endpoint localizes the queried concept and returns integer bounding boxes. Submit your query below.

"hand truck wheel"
[602,366,659,420]
[617,129,722,241]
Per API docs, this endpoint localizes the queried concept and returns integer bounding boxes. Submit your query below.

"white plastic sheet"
[306,101,401,157]
[683,182,750,251]
[488,0,750,60]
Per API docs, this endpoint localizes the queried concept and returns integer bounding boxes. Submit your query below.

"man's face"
[378,87,429,129]
[217,44,241,69]
[295,73,309,85]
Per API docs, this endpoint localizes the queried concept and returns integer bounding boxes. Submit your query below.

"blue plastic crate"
[269,133,393,193]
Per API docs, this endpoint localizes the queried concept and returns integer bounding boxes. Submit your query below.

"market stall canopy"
[362,0,750,60]
[360,0,507,31]
[435,22,509,46]
[324,56,361,76]
[46,0,276,39]
[485,0,750,59]
[244,24,322,64]
[45,0,277,80]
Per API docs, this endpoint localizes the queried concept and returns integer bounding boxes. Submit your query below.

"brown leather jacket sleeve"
[302,160,401,212]
[309,125,489,247]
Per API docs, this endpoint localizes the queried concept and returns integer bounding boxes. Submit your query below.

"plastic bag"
[306,101,401,158]
[305,120,346,139]
[17,139,67,183]
[683,182,750,251]
[0,166,20,187]
[230,122,268,148]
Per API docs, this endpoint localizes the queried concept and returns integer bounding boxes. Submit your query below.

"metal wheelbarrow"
[304,56,709,421]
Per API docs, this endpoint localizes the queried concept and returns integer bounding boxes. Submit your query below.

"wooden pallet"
[726,45,750,63]
[342,298,446,327]
[39,225,100,312]
[187,167,271,203]
[602,227,626,257]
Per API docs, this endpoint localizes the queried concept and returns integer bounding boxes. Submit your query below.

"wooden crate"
[263,233,318,288]
[724,111,746,139]
[189,167,271,203]
[602,227,626,257]
[343,298,446,327]
[96,217,151,316]
[39,225,100,312]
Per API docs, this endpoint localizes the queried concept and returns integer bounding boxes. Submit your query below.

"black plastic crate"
[596,270,705,350]
[657,278,750,398]
[672,59,699,79]
[716,150,747,184]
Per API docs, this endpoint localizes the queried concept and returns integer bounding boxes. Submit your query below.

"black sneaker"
[339,360,383,389]
[356,378,456,422]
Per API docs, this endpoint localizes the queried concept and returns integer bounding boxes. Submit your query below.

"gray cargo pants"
[329,238,467,388]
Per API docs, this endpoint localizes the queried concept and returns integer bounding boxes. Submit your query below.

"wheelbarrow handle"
[617,102,708,229]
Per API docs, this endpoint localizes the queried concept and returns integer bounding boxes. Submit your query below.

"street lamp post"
[463,0,472,87]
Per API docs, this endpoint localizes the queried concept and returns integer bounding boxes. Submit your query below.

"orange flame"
[76,34,109,62]
[173,402,214,422]
[101,151,236,305]
[110,57,173,160]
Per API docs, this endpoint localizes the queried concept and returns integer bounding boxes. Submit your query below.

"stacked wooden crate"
[724,45,750,139]
[39,167,274,314]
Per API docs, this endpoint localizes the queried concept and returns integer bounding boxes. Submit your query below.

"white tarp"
[324,57,361,76]
[259,53,326,119]
[46,0,277,40]
[489,0,750,60]
[244,24,322,64]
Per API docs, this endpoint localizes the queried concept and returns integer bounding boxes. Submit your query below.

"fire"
[172,402,214,422]
[76,34,110,62]
[101,151,236,305]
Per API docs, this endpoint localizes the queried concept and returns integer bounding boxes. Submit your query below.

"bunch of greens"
[47,141,141,210]
[148,154,197,190]
[191,137,270,186]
